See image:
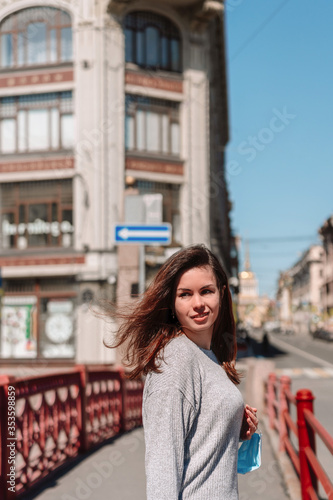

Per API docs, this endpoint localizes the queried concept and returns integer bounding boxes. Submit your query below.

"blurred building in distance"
[0,0,235,369]
[319,216,333,320]
[277,245,324,335]
[276,271,292,327]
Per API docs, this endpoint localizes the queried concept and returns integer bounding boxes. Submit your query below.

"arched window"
[125,11,181,72]
[0,7,72,68]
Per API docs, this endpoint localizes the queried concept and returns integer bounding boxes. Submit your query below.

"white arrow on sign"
[118,228,170,240]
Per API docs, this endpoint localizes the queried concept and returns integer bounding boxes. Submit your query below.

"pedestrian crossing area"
[275,367,333,379]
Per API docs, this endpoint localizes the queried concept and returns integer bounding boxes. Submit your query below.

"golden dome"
[240,271,254,279]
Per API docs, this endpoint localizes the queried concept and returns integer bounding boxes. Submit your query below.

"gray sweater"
[142,333,244,500]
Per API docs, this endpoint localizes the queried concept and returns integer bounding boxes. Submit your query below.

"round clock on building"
[45,314,73,343]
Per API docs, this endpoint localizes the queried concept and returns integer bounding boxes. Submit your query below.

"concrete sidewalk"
[26,423,290,500]
[28,428,147,500]
[238,422,291,500]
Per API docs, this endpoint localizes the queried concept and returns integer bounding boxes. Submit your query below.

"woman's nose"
[192,294,204,309]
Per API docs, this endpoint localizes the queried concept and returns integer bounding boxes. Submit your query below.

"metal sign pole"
[0,268,2,354]
[139,245,145,295]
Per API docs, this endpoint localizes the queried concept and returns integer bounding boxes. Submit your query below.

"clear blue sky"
[225,0,333,297]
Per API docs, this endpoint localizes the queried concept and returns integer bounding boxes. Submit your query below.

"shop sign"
[2,218,74,237]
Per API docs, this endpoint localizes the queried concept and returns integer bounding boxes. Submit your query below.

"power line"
[230,0,292,62]
[245,235,318,244]
[249,252,305,257]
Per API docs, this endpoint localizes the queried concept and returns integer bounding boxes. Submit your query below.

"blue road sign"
[114,224,171,245]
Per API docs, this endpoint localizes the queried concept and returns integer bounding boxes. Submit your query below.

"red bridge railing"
[265,373,333,500]
[0,366,144,499]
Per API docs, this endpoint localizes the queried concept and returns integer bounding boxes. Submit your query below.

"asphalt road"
[270,332,333,368]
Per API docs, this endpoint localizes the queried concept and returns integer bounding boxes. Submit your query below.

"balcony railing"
[0,366,144,499]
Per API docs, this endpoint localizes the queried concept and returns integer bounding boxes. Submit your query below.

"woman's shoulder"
[144,334,202,404]
[162,334,203,372]
[163,333,197,360]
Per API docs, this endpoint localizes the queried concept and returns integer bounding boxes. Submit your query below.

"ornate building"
[238,244,258,298]
[238,243,269,327]
[0,0,234,368]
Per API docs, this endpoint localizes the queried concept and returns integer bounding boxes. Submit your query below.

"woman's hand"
[240,404,258,441]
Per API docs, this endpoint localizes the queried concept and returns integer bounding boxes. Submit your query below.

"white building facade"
[276,271,292,326]
[319,216,333,318]
[285,245,324,334]
[0,0,233,367]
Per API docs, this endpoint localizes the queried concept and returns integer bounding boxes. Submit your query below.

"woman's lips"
[191,313,209,321]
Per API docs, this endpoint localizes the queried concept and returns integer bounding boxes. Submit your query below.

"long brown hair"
[106,244,241,384]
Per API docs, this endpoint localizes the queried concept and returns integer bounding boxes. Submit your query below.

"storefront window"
[0,91,74,154]
[0,296,38,359]
[39,298,75,358]
[0,279,77,360]
[0,180,74,250]
[0,7,72,68]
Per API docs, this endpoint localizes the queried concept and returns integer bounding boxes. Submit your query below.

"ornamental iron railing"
[0,366,144,499]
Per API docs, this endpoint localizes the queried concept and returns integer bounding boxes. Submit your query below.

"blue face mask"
[237,432,262,474]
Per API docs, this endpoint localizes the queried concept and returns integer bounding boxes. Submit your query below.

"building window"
[125,11,181,72]
[0,91,74,154]
[0,180,73,250]
[0,7,72,68]
[125,95,180,157]
[137,180,181,243]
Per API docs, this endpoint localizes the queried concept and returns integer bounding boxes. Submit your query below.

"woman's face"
[174,265,221,349]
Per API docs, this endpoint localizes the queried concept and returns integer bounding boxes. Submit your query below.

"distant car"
[236,325,250,355]
[236,337,248,352]
[263,321,281,334]
[280,326,295,336]
[311,329,333,342]
[236,325,249,341]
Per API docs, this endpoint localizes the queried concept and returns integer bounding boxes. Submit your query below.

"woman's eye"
[179,292,190,297]
[202,289,213,294]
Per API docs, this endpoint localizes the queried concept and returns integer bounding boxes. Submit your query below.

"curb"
[262,415,301,500]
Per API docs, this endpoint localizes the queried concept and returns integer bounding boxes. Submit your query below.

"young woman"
[110,244,258,499]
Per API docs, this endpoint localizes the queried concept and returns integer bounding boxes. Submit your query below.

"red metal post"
[0,376,16,500]
[77,365,88,452]
[267,373,277,429]
[0,378,8,500]
[279,375,291,452]
[296,389,318,500]
[118,367,128,433]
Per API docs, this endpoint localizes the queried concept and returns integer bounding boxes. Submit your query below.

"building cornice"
[107,0,224,31]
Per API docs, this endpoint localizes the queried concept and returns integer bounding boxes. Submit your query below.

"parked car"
[236,323,250,356]
[280,326,295,336]
[311,329,333,342]
[236,325,250,341]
